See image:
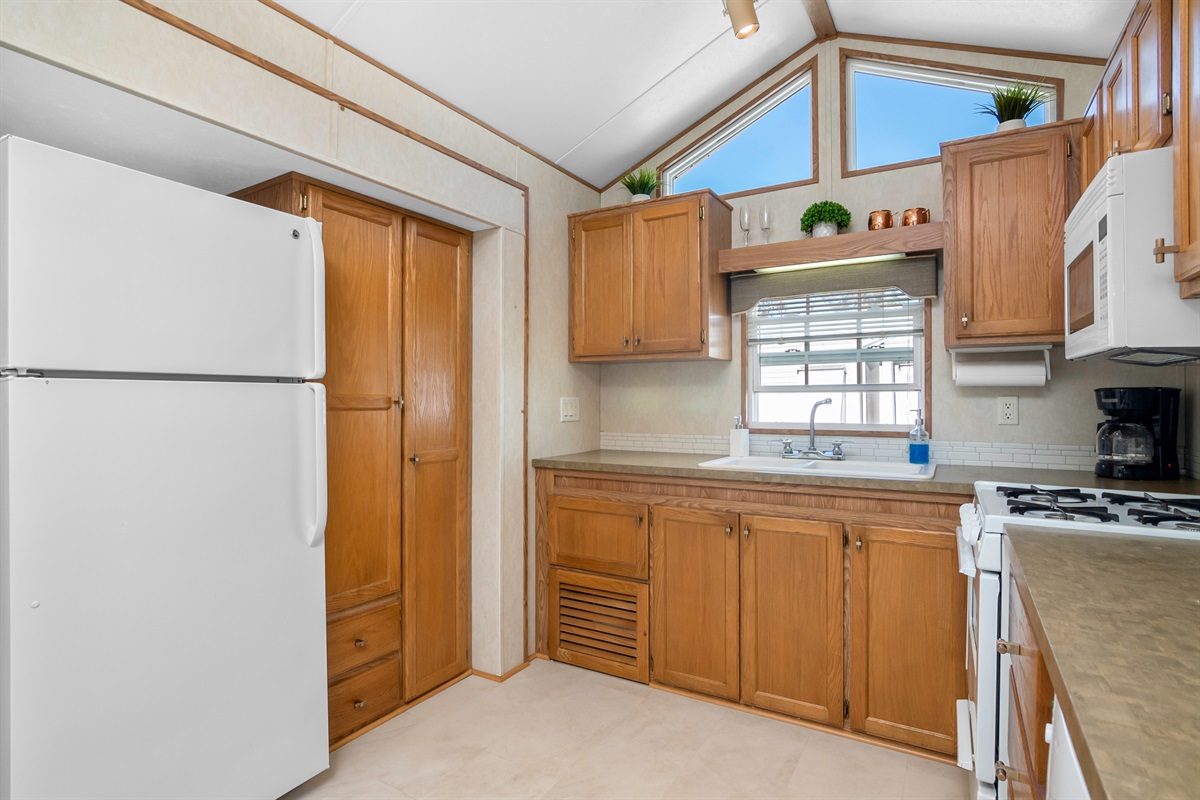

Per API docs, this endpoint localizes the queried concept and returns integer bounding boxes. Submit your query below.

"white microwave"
[1064,148,1200,365]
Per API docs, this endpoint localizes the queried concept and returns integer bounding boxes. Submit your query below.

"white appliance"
[0,137,329,799]
[957,481,1200,800]
[1064,148,1200,365]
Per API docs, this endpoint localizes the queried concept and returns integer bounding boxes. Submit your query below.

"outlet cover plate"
[998,396,1019,425]
[560,396,580,422]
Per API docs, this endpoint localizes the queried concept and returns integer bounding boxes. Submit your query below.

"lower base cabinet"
[538,468,969,758]
[849,525,967,755]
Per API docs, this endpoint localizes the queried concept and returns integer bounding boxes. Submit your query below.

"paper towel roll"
[953,357,1047,387]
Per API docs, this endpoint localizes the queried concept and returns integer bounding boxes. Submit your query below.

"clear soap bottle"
[908,416,930,465]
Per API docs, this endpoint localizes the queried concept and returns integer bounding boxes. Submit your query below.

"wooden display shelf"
[717,223,944,274]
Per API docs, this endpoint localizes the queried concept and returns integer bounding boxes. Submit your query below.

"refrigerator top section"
[0,136,325,380]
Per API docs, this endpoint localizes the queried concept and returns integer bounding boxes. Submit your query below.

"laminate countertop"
[531,450,1200,496]
[1006,526,1200,799]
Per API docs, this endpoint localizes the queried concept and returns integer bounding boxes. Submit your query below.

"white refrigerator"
[0,137,330,799]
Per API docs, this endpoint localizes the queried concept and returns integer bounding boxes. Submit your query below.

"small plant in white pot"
[620,168,661,201]
[976,82,1050,132]
[801,201,851,238]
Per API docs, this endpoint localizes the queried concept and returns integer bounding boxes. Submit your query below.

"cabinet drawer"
[549,497,648,579]
[328,656,401,743]
[327,601,400,678]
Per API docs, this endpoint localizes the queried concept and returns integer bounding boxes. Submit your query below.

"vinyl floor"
[285,659,970,800]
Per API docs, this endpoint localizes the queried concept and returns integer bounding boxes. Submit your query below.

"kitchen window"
[843,52,1059,175]
[663,61,816,198]
[746,287,926,433]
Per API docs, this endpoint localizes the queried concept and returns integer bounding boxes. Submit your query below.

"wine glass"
[739,207,752,246]
[760,206,772,244]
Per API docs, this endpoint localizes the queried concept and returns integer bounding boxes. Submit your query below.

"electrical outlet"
[998,396,1019,425]
[560,396,580,423]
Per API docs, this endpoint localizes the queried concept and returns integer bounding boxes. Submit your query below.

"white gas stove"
[958,480,1200,800]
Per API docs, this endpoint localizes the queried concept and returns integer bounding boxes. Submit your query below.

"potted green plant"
[801,201,851,238]
[620,167,661,201]
[976,81,1050,132]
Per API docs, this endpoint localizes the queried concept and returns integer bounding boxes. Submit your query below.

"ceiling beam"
[801,0,837,40]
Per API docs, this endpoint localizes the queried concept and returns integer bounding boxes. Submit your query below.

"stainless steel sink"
[697,455,936,481]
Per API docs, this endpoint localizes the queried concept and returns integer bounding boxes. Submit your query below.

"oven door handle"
[956,526,977,576]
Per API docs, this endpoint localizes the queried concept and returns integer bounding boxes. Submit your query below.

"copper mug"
[868,210,895,230]
[901,207,930,226]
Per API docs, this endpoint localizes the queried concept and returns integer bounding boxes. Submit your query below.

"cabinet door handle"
[634,336,641,347]
[636,514,643,527]
[996,639,1023,656]
[855,535,862,551]
[725,524,732,538]
[995,762,1009,782]
[961,314,969,328]
[353,700,366,709]
[1154,238,1182,264]
[410,454,420,463]
[354,638,367,648]
[743,526,750,540]
[623,336,629,347]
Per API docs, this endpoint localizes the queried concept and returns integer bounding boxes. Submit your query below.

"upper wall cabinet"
[1100,0,1173,160]
[568,191,732,363]
[941,121,1082,348]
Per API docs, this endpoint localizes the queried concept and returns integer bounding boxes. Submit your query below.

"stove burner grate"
[1127,507,1200,527]
[997,485,1097,504]
[1006,499,1119,523]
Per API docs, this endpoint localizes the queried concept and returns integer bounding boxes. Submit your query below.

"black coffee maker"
[1094,387,1180,480]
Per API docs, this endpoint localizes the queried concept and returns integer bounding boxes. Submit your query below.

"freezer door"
[0,377,328,800]
[0,137,324,379]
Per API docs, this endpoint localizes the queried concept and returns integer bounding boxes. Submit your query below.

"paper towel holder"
[950,345,1052,386]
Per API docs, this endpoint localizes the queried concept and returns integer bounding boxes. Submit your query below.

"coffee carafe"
[1094,387,1180,480]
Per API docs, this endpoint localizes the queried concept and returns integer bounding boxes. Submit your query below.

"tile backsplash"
[599,431,1107,471]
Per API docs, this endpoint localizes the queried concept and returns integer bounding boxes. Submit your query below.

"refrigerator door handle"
[306,216,327,380]
[307,382,328,548]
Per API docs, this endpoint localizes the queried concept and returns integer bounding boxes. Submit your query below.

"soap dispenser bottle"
[730,416,750,457]
[908,416,930,465]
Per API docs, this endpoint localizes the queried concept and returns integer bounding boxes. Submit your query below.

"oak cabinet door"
[1175,0,1200,292]
[1105,41,1135,157]
[1132,0,1173,151]
[631,199,702,354]
[650,507,740,700]
[309,187,404,614]
[549,496,649,580]
[849,525,966,755]
[1007,573,1054,797]
[943,125,1073,345]
[570,213,631,358]
[549,568,649,683]
[401,218,472,702]
[740,516,844,724]
[1080,88,1105,189]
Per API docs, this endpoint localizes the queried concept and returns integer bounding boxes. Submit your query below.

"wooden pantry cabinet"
[941,121,1082,347]
[567,190,732,362]
[536,467,967,756]
[1172,0,1200,294]
[233,175,471,745]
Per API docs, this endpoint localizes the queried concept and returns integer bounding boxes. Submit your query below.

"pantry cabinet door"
[849,525,966,755]
[740,516,844,724]
[650,507,740,700]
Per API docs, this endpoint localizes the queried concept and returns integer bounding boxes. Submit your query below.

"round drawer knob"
[353,700,366,709]
[354,638,367,648]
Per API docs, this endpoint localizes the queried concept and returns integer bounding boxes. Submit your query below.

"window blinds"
[746,287,924,346]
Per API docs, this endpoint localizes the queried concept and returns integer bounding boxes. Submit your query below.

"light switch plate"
[560,396,580,422]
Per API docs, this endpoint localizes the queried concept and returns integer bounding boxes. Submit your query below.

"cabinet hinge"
[1163,92,1172,116]
[843,531,849,549]
[699,205,705,220]
[300,191,308,213]
[844,699,849,718]
[571,227,575,240]
[1066,140,1072,160]
[700,329,707,344]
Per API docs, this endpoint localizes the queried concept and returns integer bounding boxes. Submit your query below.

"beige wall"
[598,37,1187,448]
[0,0,601,669]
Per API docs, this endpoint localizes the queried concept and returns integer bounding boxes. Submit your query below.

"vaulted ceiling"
[274,0,1135,189]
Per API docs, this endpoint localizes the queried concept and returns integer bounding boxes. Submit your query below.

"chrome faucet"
[799,398,845,460]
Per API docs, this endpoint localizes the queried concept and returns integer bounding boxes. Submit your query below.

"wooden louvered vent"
[549,568,648,683]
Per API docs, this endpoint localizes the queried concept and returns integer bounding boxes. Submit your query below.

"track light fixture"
[723,0,760,39]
